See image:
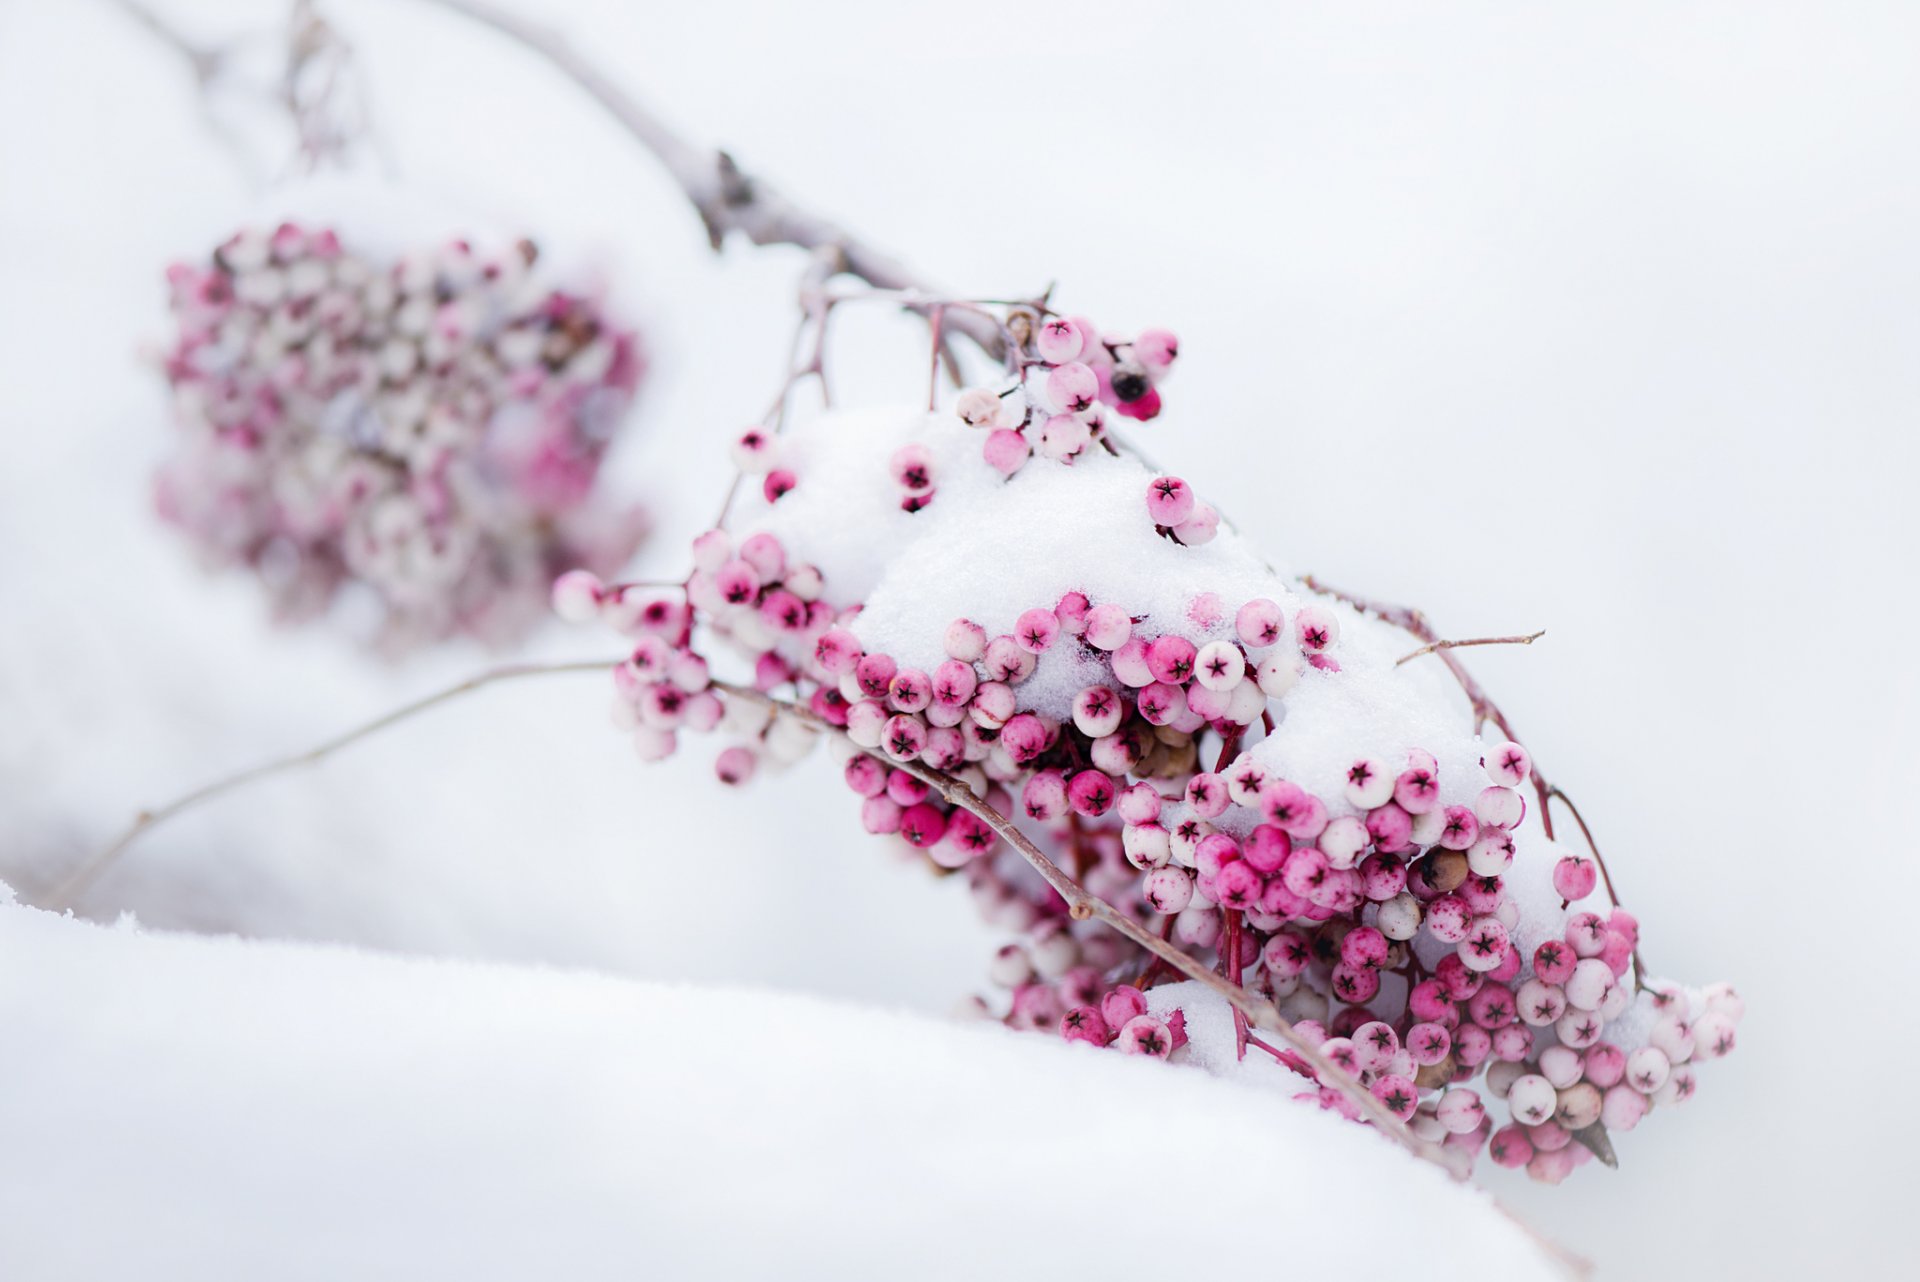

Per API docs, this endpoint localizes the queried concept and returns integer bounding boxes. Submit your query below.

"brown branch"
[39,658,620,911]
[1396,630,1545,668]
[418,0,1007,363]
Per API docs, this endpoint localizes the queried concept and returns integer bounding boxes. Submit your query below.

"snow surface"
[0,896,1566,1282]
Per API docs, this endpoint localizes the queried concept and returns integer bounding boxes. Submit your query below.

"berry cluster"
[955,316,1178,479]
[725,314,1179,505]
[555,305,1737,1185]
[155,221,649,651]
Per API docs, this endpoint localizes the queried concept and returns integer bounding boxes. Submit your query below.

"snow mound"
[0,898,1567,1281]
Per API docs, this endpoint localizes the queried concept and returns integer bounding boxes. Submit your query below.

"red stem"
[1224,908,1249,1060]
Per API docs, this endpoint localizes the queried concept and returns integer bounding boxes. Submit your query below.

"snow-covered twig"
[42,658,618,910]
[110,0,372,174]
[419,0,1008,363]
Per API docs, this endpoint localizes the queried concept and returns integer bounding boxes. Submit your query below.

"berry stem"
[1244,1032,1315,1078]
[40,658,620,911]
[1223,907,1250,1061]
[1131,914,1179,991]
[1545,785,1649,985]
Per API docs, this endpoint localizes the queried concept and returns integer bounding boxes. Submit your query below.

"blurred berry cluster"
[155,221,649,651]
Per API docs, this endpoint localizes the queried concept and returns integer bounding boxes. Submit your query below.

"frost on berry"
[154,223,649,652]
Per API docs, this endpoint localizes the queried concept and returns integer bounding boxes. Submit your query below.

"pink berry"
[1437,805,1480,850]
[1489,1124,1535,1169]
[984,635,1036,684]
[1132,328,1179,374]
[762,469,796,502]
[1485,741,1533,788]
[855,653,898,700]
[1014,607,1061,653]
[1475,785,1524,830]
[813,627,863,676]
[1054,591,1091,636]
[1110,637,1155,687]
[1372,1075,1420,1121]
[1393,766,1440,815]
[1083,603,1133,651]
[1068,770,1116,818]
[1037,413,1090,461]
[1035,316,1087,363]
[1101,986,1148,1029]
[1193,641,1245,691]
[550,569,602,623]
[931,659,978,707]
[1046,361,1099,413]
[1553,854,1600,902]
[897,803,947,848]
[1145,475,1195,527]
[1115,1015,1173,1058]
[944,618,987,662]
[738,532,786,580]
[1172,504,1219,546]
[1235,598,1285,648]
[1116,782,1163,825]
[1295,605,1339,652]
[713,745,757,786]
[983,428,1030,477]
[889,444,934,492]
[1145,635,1197,685]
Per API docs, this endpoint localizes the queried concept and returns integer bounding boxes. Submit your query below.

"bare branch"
[418,0,1007,363]
[40,658,619,911]
[1396,630,1546,668]
[111,0,226,86]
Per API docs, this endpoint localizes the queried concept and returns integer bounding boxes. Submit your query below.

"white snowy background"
[2,0,1915,1277]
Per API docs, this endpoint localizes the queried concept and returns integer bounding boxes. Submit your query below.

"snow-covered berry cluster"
[964,319,1175,478]
[154,221,649,651]
[555,299,1737,1185]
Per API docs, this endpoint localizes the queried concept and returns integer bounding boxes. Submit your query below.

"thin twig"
[418,0,1007,363]
[1396,630,1546,668]
[41,658,618,911]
